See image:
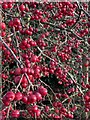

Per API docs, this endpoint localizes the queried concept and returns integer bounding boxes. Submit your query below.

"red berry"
[28,94,37,103]
[6,91,15,101]
[21,76,28,84]
[15,92,22,101]
[2,96,10,106]
[70,106,77,112]
[38,86,48,96]
[14,76,21,84]
[45,106,50,113]
[0,22,6,30]
[31,105,38,112]
[21,67,27,73]
[34,92,42,101]
[22,95,28,104]
[8,20,13,27]
[85,108,90,112]
[14,68,21,76]
[31,55,38,62]
[1,31,6,37]
[13,18,20,26]
[84,95,90,102]
[8,3,12,8]
[35,109,41,117]
[21,83,28,88]
[19,4,25,11]
[11,110,20,118]
[2,3,8,9]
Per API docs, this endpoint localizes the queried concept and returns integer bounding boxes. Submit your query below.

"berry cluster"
[1,1,90,120]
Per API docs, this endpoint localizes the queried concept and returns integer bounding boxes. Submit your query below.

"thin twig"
[41,22,83,40]
[0,36,33,88]
[0,36,22,68]
[39,79,55,96]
